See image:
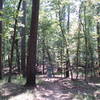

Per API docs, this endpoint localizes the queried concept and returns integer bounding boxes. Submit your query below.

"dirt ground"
[0,76,100,100]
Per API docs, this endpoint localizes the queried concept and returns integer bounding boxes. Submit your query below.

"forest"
[0,0,100,100]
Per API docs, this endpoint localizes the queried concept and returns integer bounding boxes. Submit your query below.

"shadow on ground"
[37,77,100,100]
[0,77,100,100]
[0,83,28,100]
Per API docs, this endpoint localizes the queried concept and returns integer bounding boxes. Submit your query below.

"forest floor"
[0,75,100,100]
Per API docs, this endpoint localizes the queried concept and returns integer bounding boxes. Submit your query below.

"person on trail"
[47,64,53,79]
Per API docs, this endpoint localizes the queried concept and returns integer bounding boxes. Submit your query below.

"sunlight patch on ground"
[0,77,100,100]
[9,93,35,100]
[8,89,55,100]
[9,90,36,100]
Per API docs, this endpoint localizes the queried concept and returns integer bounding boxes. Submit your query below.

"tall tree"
[8,0,23,82]
[21,0,26,77]
[65,4,70,78]
[15,39,21,73]
[97,4,100,68]
[0,0,3,79]
[76,3,82,79]
[26,0,40,86]
[83,3,88,80]
[58,4,70,78]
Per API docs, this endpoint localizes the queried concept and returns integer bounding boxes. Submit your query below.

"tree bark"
[97,5,100,69]
[42,38,45,74]
[0,0,3,79]
[15,39,21,73]
[60,41,63,77]
[21,1,26,77]
[25,0,40,86]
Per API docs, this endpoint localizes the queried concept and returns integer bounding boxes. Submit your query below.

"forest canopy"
[0,0,100,86]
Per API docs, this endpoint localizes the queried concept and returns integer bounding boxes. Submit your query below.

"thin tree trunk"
[8,0,22,82]
[87,18,95,77]
[76,4,82,79]
[83,5,88,80]
[58,13,70,78]
[0,0,3,79]
[16,40,20,73]
[63,5,71,78]
[25,0,40,86]
[21,1,26,77]
[60,41,63,77]
[97,5,100,71]
[42,51,45,74]
[42,42,45,74]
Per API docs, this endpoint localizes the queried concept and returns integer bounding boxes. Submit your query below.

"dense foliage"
[0,0,100,84]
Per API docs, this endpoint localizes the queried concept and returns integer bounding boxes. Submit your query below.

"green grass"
[12,75,26,85]
[0,75,26,85]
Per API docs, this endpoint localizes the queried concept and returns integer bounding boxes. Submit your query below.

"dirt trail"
[36,78,72,100]
[35,77,100,100]
[0,77,100,100]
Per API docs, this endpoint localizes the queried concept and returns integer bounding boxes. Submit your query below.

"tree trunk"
[0,0,3,79]
[97,5,100,70]
[42,39,45,74]
[16,40,21,73]
[60,41,63,77]
[65,5,71,78]
[41,34,46,74]
[83,4,88,80]
[58,5,70,78]
[21,1,26,77]
[87,18,95,77]
[76,4,82,79]
[25,0,40,86]
[8,0,22,82]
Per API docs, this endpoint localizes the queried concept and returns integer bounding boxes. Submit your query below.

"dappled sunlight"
[9,92,36,100]
[0,77,100,100]
[0,0,100,99]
